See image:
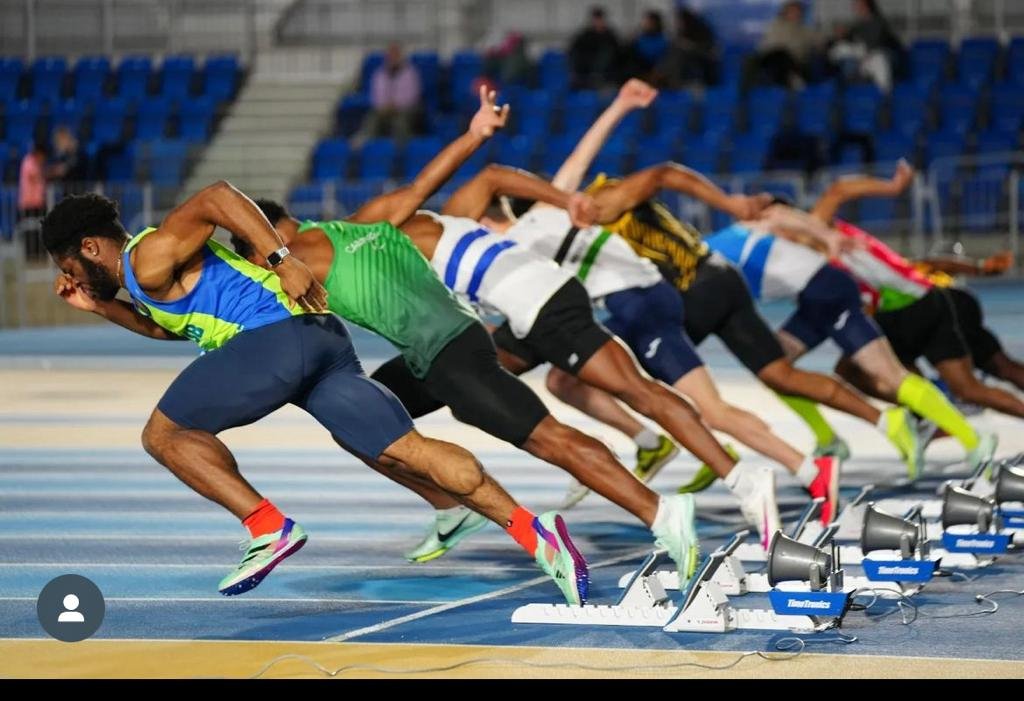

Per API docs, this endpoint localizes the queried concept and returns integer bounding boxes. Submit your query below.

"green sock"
[777,393,836,447]
[896,374,979,451]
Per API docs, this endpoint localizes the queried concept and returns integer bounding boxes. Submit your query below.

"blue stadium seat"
[680,139,721,174]
[410,51,440,111]
[841,84,883,132]
[975,129,1018,155]
[888,82,930,137]
[796,93,833,137]
[925,129,967,164]
[1007,37,1024,85]
[700,86,739,135]
[73,56,110,102]
[909,39,950,88]
[31,56,67,103]
[179,98,215,142]
[719,44,752,85]
[402,136,444,178]
[652,90,694,139]
[634,133,679,169]
[587,138,630,178]
[562,91,601,131]
[515,90,553,136]
[148,139,189,186]
[202,55,240,102]
[160,55,196,101]
[117,55,152,101]
[538,50,569,93]
[453,146,489,181]
[91,111,126,145]
[540,133,578,175]
[874,130,916,165]
[102,143,135,182]
[988,83,1024,133]
[311,138,351,180]
[357,137,397,179]
[858,197,897,234]
[938,83,980,134]
[0,57,23,102]
[729,133,770,173]
[957,37,999,89]
[135,98,172,140]
[336,93,370,137]
[50,99,85,133]
[288,184,327,220]
[492,134,536,170]
[3,100,40,147]
[449,51,483,111]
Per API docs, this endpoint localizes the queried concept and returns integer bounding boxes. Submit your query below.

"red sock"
[242,499,286,538]
[505,506,539,555]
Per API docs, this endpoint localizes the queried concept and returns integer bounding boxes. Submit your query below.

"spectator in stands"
[744,1,822,90]
[51,126,87,191]
[626,10,669,79]
[17,138,48,259]
[354,42,422,146]
[483,31,533,87]
[828,0,905,93]
[569,6,622,89]
[659,6,717,88]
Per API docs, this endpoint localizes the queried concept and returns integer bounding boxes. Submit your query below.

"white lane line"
[324,548,650,643]
[0,596,438,605]
[0,562,535,572]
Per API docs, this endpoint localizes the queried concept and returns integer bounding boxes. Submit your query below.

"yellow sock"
[777,393,835,447]
[896,374,979,452]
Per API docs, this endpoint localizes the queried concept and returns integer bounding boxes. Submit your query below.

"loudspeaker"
[767,531,832,591]
[941,484,995,531]
[861,502,918,558]
[995,465,1024,504]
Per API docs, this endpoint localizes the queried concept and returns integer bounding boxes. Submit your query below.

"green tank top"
[303,219,478,378]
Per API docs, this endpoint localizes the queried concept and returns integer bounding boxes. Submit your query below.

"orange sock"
[505,506,539,555]
[242,499,286,538]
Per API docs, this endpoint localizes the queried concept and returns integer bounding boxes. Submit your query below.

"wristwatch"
[266,246,290,267]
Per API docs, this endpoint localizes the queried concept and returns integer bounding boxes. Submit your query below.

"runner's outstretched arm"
[136,180,327,312]
[810,159,914,224]
[351,86,509,227]
[441,164,595,225]
[53,273,185,340]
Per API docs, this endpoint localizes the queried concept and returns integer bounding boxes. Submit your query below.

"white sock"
[651,495,671,536]
[794,457,818,488]
[634,428,660,451]
[436,505,468,522]
[723,461,752,496]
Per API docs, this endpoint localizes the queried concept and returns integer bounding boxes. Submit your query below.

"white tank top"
[706,223,825,301]
[507,207,663,299]
[424,211,574,338]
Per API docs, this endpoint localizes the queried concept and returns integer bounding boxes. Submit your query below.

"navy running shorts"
[157,314,414,460]
[781,264,882,356]
[603,281,704,384]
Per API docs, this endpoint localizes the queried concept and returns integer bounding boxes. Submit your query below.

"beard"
[78,255,121,301]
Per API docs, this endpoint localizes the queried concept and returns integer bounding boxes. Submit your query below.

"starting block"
[512,532,837,633]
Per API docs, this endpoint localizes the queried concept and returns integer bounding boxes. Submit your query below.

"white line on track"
[0,562,536,572]
[0,596,439,605]
[324,547,651,642]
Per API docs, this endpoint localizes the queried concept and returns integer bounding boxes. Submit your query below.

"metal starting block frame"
[511,533,831,633]
[731,497,828,563]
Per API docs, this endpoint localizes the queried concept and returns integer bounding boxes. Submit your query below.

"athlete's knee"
[141,410,183,461]
[545,367,577,400]
[756,359,795,393]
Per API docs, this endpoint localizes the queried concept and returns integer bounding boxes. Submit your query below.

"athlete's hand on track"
[728,193,773,220]
[613,79,658,111]
[567,192,599,227]
[469,85,510,139]
[274,257,329,313]
[54,273,98,312]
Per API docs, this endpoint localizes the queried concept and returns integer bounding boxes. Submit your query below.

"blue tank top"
[122,227,305,351]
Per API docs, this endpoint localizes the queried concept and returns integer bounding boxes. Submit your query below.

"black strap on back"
[553,226,581,265]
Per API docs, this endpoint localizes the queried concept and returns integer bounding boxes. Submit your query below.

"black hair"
[230,198,290,259]
[590,6,606,19]
[644,10,664,34]
[41,193,127,259]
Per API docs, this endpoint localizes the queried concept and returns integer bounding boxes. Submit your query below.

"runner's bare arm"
[544,79,658,196]
[351,86,509,228]
[810,159,914,224]
[441,165,595,225]
[53,273,184,340]
[133,180,327,312]
[590,163,770,223]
